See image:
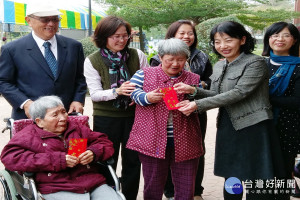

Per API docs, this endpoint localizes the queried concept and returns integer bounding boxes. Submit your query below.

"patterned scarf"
[101,48,132,109]
[269,51,300,96]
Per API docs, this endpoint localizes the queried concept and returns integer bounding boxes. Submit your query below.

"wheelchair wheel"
[0,174,12,200]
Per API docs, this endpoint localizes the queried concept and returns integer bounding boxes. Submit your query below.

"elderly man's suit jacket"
[0,33,87,119]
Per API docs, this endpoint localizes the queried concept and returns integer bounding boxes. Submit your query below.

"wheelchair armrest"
[96,157,122,193]
[97,157,114,166]
[23,172,35,178]
[106,157,114,166]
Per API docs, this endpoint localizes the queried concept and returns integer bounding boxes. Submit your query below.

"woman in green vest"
[83,16,149,200]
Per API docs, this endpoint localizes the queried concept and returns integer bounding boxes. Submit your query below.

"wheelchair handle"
[2,118,12,133]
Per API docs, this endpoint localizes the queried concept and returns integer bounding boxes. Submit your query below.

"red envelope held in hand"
[160,87,179,110]
[68,138,87,157]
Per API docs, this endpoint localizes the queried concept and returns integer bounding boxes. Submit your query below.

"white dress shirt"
[84,49,149,102]
[20,32,58,109]
[32,31,58,59]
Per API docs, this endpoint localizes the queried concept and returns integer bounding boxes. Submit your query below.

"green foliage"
[79,37,99,58]
[253,43,263,56]
[237,9,300,30]
[100,0,298,30]
[196,16,241,65]
[96,0,300,64]
[143,25,167,40]
[102,0,248,28]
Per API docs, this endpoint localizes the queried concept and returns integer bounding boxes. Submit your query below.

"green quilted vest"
[88,48,140,117]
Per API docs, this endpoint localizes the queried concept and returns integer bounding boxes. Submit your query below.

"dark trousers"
[94,115,141,200]
[164,112,207,197]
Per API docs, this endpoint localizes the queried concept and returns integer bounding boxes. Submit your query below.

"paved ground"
[0,96,298,200]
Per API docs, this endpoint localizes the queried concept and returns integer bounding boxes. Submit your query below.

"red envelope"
[160,87,179,110]
[68,138,87,157]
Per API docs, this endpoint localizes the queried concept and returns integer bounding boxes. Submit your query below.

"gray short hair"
[158,38,190,58]
[29,96,64,121]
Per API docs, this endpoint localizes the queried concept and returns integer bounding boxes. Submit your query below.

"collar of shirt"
[31,31,58,60]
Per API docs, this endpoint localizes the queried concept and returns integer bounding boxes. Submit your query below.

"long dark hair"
[210,21,256,57]
[262,22,300,57]
[165,20,198,49]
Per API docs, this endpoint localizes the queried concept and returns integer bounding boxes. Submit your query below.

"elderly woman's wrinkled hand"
[116,81,136,96]
[177,101,197,116]
[78,150,94,165]
[66,155,79,168]
[174,82,195,94]
[146,88,164,104]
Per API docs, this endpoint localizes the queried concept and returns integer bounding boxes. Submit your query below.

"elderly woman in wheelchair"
[1,95,122,200]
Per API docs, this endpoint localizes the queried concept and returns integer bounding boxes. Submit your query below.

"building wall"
[59,29,89,40]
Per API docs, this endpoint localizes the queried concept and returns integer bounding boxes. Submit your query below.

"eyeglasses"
[177,32,194,37]
[270,33,292,40]
[29,15,61,23]
[109,35,131,41]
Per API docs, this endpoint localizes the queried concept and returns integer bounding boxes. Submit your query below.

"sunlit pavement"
[0,96,298,200]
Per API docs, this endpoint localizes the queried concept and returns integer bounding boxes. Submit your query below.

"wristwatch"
[112,88,118,98]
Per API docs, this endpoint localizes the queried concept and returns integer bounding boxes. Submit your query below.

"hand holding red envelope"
[68,138,87,157]
[160,87,180,110]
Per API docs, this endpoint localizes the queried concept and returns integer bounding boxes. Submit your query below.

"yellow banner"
[59,10,68,28]
[15,2,25,25]
[75,12,81,29]
[92,15,96,29]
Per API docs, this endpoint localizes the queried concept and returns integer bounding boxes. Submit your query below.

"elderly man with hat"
[0,3,87,120]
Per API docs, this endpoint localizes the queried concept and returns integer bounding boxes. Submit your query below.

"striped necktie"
[43,41,57,78]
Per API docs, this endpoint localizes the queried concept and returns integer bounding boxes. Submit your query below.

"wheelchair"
[0,114,126,200]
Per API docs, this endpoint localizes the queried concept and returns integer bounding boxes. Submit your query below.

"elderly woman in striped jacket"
[127,38,204,200]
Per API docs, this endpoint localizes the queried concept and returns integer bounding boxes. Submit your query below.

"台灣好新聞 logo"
[225,177,243,194]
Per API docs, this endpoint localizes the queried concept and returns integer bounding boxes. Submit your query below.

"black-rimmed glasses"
[29,15,61,23]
